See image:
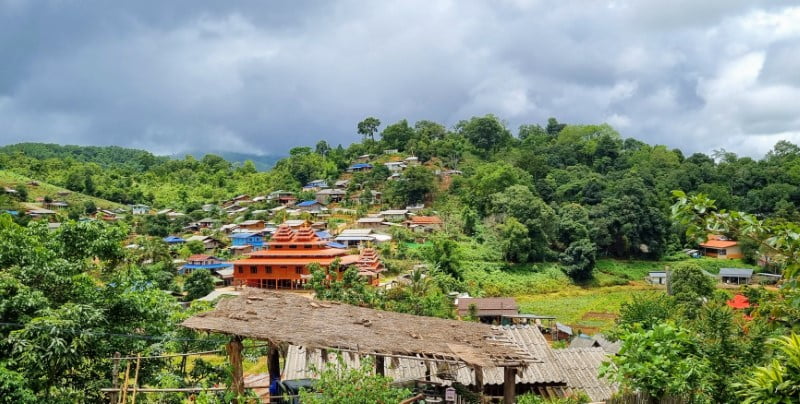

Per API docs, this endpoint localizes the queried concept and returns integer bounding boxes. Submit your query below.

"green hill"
[0,170,124,211]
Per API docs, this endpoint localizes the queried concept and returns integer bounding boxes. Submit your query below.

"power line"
[0,321,227,343]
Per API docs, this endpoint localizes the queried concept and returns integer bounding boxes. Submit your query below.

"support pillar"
[268,344,281,382]
[472,365,483,395]
[375,355,385,376]
[503,367,517,404]
[226,336,244,403]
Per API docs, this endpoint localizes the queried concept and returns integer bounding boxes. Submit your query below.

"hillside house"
[347,163,373,173]
[283,219,311,229]
[719,268,753,285]
[405,216,443,233]
[163,236,186,245]
[356,217,387,229]
[26,208,56,218]
[569,334,621,354]
[380,209,409,222]
[185,235,223,252]
[230,232,265,251]
[334,179,350,189]
[197,218,217,229]
[94,209,119,221]
[232,225,381,289]
[406,203,425,213]
[647,271,667,285]
[239,219,265,231]
[335,228,377,248]
[46,201,69,209]
[296,200,326,214]
[315,189,346,204]
[555,323,573,341]
[405,156,419,165]
[3,187,17,195]
[348,190,381,205]
[384,161,407,173]
[267,190,297,205]
[699,235,743,259]
[303,180,329,191]
[355,154,372,163]
[456,297,519,324]
[180,254,232,275]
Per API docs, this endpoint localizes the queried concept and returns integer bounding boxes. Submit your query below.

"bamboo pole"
[110,352,121,404]
[131,354,141,404]
[226,336,245,404]
[119,361,131,404]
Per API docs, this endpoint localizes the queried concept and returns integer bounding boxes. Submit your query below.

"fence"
[606,392,687,404]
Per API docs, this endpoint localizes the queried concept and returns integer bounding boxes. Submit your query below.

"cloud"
[0,1,798,158]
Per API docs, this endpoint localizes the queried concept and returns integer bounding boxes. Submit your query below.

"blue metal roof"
[182,263,232,270]
[163,236,185,243]
[296,200,319,207]
[327,241,347,249]
[230,232,259,239]
[315,231,332,240]
[350,163,373,169]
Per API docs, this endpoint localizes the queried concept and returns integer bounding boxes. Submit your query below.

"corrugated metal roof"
[719,268,753,277]
[552,348,617,402]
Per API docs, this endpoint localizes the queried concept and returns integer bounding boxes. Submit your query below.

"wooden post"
[375,355,385,376]
[132,354,141,404]
[268,344,281,382]
[472,365,483,395]
[120,361,131,404]
[227,337,245,403]
[503,367,516,404]
[110,352,121,404]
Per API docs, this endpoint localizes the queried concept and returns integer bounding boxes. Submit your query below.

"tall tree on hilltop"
[357,117,381,141]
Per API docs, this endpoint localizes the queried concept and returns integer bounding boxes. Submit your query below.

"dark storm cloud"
[0,0,798,157]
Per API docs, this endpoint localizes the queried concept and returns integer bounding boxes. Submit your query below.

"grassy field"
[0,169,123,210]
[516,285,661,333]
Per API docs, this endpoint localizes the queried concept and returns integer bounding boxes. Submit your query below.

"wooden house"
[239,219,266,231]
[456,297,519,324]
[185,235,223,252]
[315,189,346,204]
[699,235,743,259]
[405,216,443,233]
[379,209,409,222]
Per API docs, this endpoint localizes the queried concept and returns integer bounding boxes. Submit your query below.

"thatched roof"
[182,289,536,368]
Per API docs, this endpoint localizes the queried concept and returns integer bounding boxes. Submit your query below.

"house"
[383,149,399,154]
[405,216,443,233]
[555,322,573,341]
[348,190,381,205]
[347,163,373,173]
[239,219,266,231]
[157,209,186,220]
[719,268,753,285]
[227,244,253,257]
[456,297,519,324]
[46,201,69,209]
[302,180,329,191]
[94,209,119,221]
[334,179,350,189]
[267,190,297,205]
[384,161,407,173]
[26,208,56,217]
[180,254,233,278]
[335,228,377,248]
[220,223,239,234]
[283,219,311,229]
[379,209,409,222]
[569,334,621,355]
[355,154,372,163]
[404,156,419,165]
[356,217,386,229]
[3,187,17,195]
[315,189,346,204]
[647,271,667,285]
[232,225,379,289]
[230,232,265,251]
[202,204,217,212]
[197,218,217,229]
[163,236,186,245]
[699,235,743,259]
[295,200,326,214]
[405,203,425,213]
[185,235,223,252]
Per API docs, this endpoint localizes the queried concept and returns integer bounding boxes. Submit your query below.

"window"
[274,245,282,249]
[289,245,297,249]
[304,244,312,249]
[719,249,726,256]
[237,267,243,274]
[265,266,272,274]
[250,266,258,274]
[295,266,303,275]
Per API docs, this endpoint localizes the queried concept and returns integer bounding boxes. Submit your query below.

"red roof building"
[233,225,382,289]
[699,235,743,259]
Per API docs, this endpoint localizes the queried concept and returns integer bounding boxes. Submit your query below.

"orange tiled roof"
[187,254,213,261]
[235,255,360,267]
[726,294,750,310]
[409,216,443,225]
[700,239,738,248]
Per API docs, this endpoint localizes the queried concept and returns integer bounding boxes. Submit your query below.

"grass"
[0,169,123,210]
[516,285,661,332]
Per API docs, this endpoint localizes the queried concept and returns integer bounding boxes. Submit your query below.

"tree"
[357,117,381,141]
[424,236,462,280]
[490,185,556,261]
[186,240,206,254]
[559,239,597,281]
[669,262,716,304]
[601,323,713,402]
[384,166,435,206]
[546,117,566,136]
[498,217,531,263]
[457,115,512,155]
[380,119,414,151]
[184,269,215,301]
[737,333,800,403]
[299,355,411,404]
[13,184,28,202]
[315,140,331,156]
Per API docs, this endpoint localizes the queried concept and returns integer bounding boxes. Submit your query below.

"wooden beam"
[503,367,516,404]
[472,365,483,395]
[375,355,385,376]
[268,344,281,382]
[226,336,245,403]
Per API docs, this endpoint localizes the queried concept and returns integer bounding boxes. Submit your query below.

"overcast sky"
[1,1,799,157]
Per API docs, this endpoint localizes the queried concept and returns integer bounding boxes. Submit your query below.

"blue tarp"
[296,200,319,207]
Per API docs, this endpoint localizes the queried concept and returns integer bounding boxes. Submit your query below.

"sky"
[1,1,799,158]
